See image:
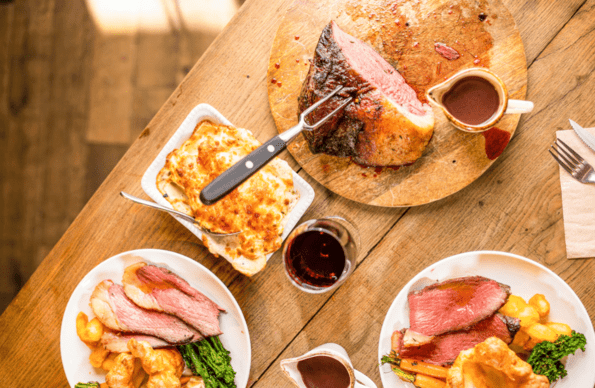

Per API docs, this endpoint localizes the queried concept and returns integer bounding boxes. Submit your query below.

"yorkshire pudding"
[446,337,549,388]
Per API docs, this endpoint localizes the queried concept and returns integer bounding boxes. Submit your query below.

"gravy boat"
[426,67,534,133]
[280,343,377,388]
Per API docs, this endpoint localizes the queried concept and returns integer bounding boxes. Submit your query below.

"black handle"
[199,135,287,205]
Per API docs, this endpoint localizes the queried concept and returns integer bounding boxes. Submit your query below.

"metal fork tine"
[557,138,584,164]
[549,148,573,175]
[552,144,578,172]
[305,96,353,130]
[300,86,344,117]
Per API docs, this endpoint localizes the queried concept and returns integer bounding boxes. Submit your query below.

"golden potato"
[528,294,550,318]
[545,322,572,337]
[102,352,120,372]
[511,329,531,347]
[523,337,540,351]
[499,295,527,317]
[526,323,558,343]
[89,345,110,368]
[76,311,104,346]
[517,305,540,328]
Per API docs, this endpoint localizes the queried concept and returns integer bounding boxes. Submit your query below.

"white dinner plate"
[378,251,595,388]
[60,249,251,387]
[141,103,315,266]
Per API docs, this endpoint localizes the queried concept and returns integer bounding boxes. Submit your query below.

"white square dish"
[141,103,315,267]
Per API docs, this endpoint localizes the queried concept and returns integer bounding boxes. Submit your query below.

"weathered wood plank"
[40,0,94,266]
[1,0,56,304]
[502,0,586,65]
[0,1,15,313]
[86,33,137,144]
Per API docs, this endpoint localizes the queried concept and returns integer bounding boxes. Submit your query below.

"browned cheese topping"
[157,120,299,275]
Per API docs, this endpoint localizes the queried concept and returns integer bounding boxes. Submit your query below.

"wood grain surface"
[0,0,223,314]
[267,0,527,207]
[1,0,595,387]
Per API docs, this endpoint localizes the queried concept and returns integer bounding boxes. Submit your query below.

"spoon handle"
[120,192,196,223]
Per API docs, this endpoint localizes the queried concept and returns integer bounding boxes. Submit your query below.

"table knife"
[569,119,595,152]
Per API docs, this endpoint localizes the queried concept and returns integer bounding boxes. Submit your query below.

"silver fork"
[120,192,241,240]
[549,139,595,184]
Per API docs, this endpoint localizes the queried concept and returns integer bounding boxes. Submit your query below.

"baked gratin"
[156,120,300,276]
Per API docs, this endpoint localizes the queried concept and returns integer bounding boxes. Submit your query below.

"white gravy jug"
[280,343,377,388]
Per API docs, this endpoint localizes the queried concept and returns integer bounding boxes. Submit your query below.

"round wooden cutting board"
[267,0,527,207]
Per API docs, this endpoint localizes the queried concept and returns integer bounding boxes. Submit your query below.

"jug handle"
[505,100,534,114]
[354,369,378,388]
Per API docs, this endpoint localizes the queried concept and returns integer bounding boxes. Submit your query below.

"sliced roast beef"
[100,331,170,353]
[298,21,434,166]
[408,276,511,336]
[394,314,520,366]
[90,280,203,344]
[122,262,223,337]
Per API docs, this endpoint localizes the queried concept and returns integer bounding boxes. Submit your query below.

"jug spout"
[280,355,307,388]
[425,77,453,109]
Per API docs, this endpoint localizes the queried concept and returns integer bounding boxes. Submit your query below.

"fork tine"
[305,96,353,130]
[552,143,578,172]
[300,86,344,117]
[549,148,574,175]
[556,138,585,164]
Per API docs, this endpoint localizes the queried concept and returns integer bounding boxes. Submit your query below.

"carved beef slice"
[122,262,223,337]
[90,280,203,344]
[408,276,511,336]
[393,314,520,366]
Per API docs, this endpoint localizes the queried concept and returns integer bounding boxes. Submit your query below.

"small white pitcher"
[280,343,377,388]
[426,67,534,133]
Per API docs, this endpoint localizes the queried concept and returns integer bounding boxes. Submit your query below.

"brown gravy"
[442,76,500,125]
[297,356,351,388]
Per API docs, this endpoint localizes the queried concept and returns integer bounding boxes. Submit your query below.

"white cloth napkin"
[556,128,595,259]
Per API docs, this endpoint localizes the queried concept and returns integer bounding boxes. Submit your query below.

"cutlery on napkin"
[556,126,595,259]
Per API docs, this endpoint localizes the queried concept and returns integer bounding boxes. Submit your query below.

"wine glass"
[282,216,360,294]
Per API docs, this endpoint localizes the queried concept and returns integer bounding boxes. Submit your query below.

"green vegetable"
[381,352,401,367]
[391,366,416,384]
[74,383,100,388]
[179,336,237,388]
[381,353,414,383]
[527,330,587,382]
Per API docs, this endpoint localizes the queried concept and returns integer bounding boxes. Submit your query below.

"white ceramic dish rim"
[140,103,315,265]
[377,250,595,388]
[59,248,251,387]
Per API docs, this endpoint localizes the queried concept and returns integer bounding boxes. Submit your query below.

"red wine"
[285,230,346,287]
[297,356,351,388]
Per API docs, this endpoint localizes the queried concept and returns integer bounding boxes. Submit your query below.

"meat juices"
[441,76,500,125]
[297,356,351,388]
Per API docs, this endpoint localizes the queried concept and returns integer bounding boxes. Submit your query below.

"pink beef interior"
[109,283,201,343]
[331,22,426,116]
[399,314,515,366]
[408,276,510,336]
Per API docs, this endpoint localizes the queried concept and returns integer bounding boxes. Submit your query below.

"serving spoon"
[120,192,241,240]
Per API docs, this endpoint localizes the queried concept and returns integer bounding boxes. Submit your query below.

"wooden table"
[1,0,594,386]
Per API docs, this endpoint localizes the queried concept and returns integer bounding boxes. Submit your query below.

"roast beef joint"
[298,21,435,167]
